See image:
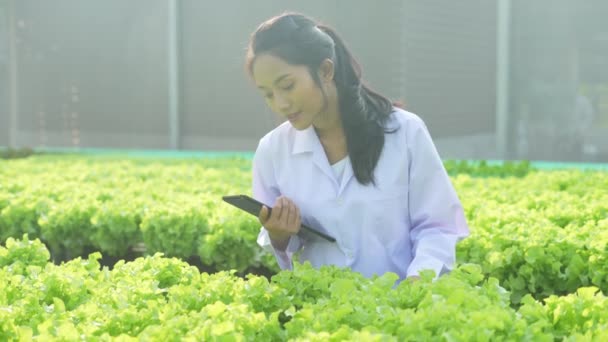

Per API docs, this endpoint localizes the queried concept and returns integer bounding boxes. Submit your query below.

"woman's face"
[251,53,326,130]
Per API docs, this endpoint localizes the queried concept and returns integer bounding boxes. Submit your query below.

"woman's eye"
[263,93,273,99]
[281,82,294,91]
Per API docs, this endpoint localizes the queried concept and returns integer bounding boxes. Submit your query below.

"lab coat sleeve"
[405,116,470,279]
[252,136,303,270]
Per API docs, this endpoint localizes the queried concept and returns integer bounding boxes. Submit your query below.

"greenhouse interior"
[1,1,608,340]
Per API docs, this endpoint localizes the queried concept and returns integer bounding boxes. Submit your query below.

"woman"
[245,12,469,282]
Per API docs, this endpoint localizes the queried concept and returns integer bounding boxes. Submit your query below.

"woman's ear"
[319,59,334,83]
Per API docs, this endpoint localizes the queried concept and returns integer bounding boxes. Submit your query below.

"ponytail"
[317,25,398,186]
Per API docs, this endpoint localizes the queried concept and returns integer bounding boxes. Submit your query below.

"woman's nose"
[274,94,291,112]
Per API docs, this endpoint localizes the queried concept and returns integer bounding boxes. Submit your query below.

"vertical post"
[399,1,408,105]
[168,0,180,149]
[7,0,18,148]
[496,0,511,159]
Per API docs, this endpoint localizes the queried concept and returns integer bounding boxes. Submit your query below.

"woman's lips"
[288,112,302,122]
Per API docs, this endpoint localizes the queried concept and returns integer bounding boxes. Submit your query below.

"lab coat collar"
[292,125,317,155]
[292,125,354,195]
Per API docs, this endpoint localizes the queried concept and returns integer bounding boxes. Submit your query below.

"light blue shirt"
[253,108,470,281]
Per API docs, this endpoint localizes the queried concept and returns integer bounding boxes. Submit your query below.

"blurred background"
[0,0,607,162]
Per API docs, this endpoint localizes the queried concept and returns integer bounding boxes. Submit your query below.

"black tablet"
[222,194,336,242]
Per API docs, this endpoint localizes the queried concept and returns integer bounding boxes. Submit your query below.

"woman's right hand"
[258,196,301,251]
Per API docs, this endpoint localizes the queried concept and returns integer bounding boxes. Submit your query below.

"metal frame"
[496,0,511,159]
[168,0,180,149]
[3,2,513,155]
[7,0,18,148]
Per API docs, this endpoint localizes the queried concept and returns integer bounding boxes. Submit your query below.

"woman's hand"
[258,196,301,251]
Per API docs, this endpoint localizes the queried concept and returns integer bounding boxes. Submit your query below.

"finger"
[284,199,294,230]
[277,197,287,223]
[265,197,280,228]
[258,205,270,225]
[286,200,298,230]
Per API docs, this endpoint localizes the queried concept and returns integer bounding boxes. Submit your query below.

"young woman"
[245,12,469,282]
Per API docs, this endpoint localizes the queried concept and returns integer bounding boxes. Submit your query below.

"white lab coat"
[253,108,469,280]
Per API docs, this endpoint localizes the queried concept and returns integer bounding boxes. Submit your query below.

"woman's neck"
[313,85,344,140]
[313,100,348,162]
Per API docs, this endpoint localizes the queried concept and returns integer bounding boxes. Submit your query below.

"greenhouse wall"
[1,0,607,162]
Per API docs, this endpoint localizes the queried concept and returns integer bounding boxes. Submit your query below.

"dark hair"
[246,12,400,186]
